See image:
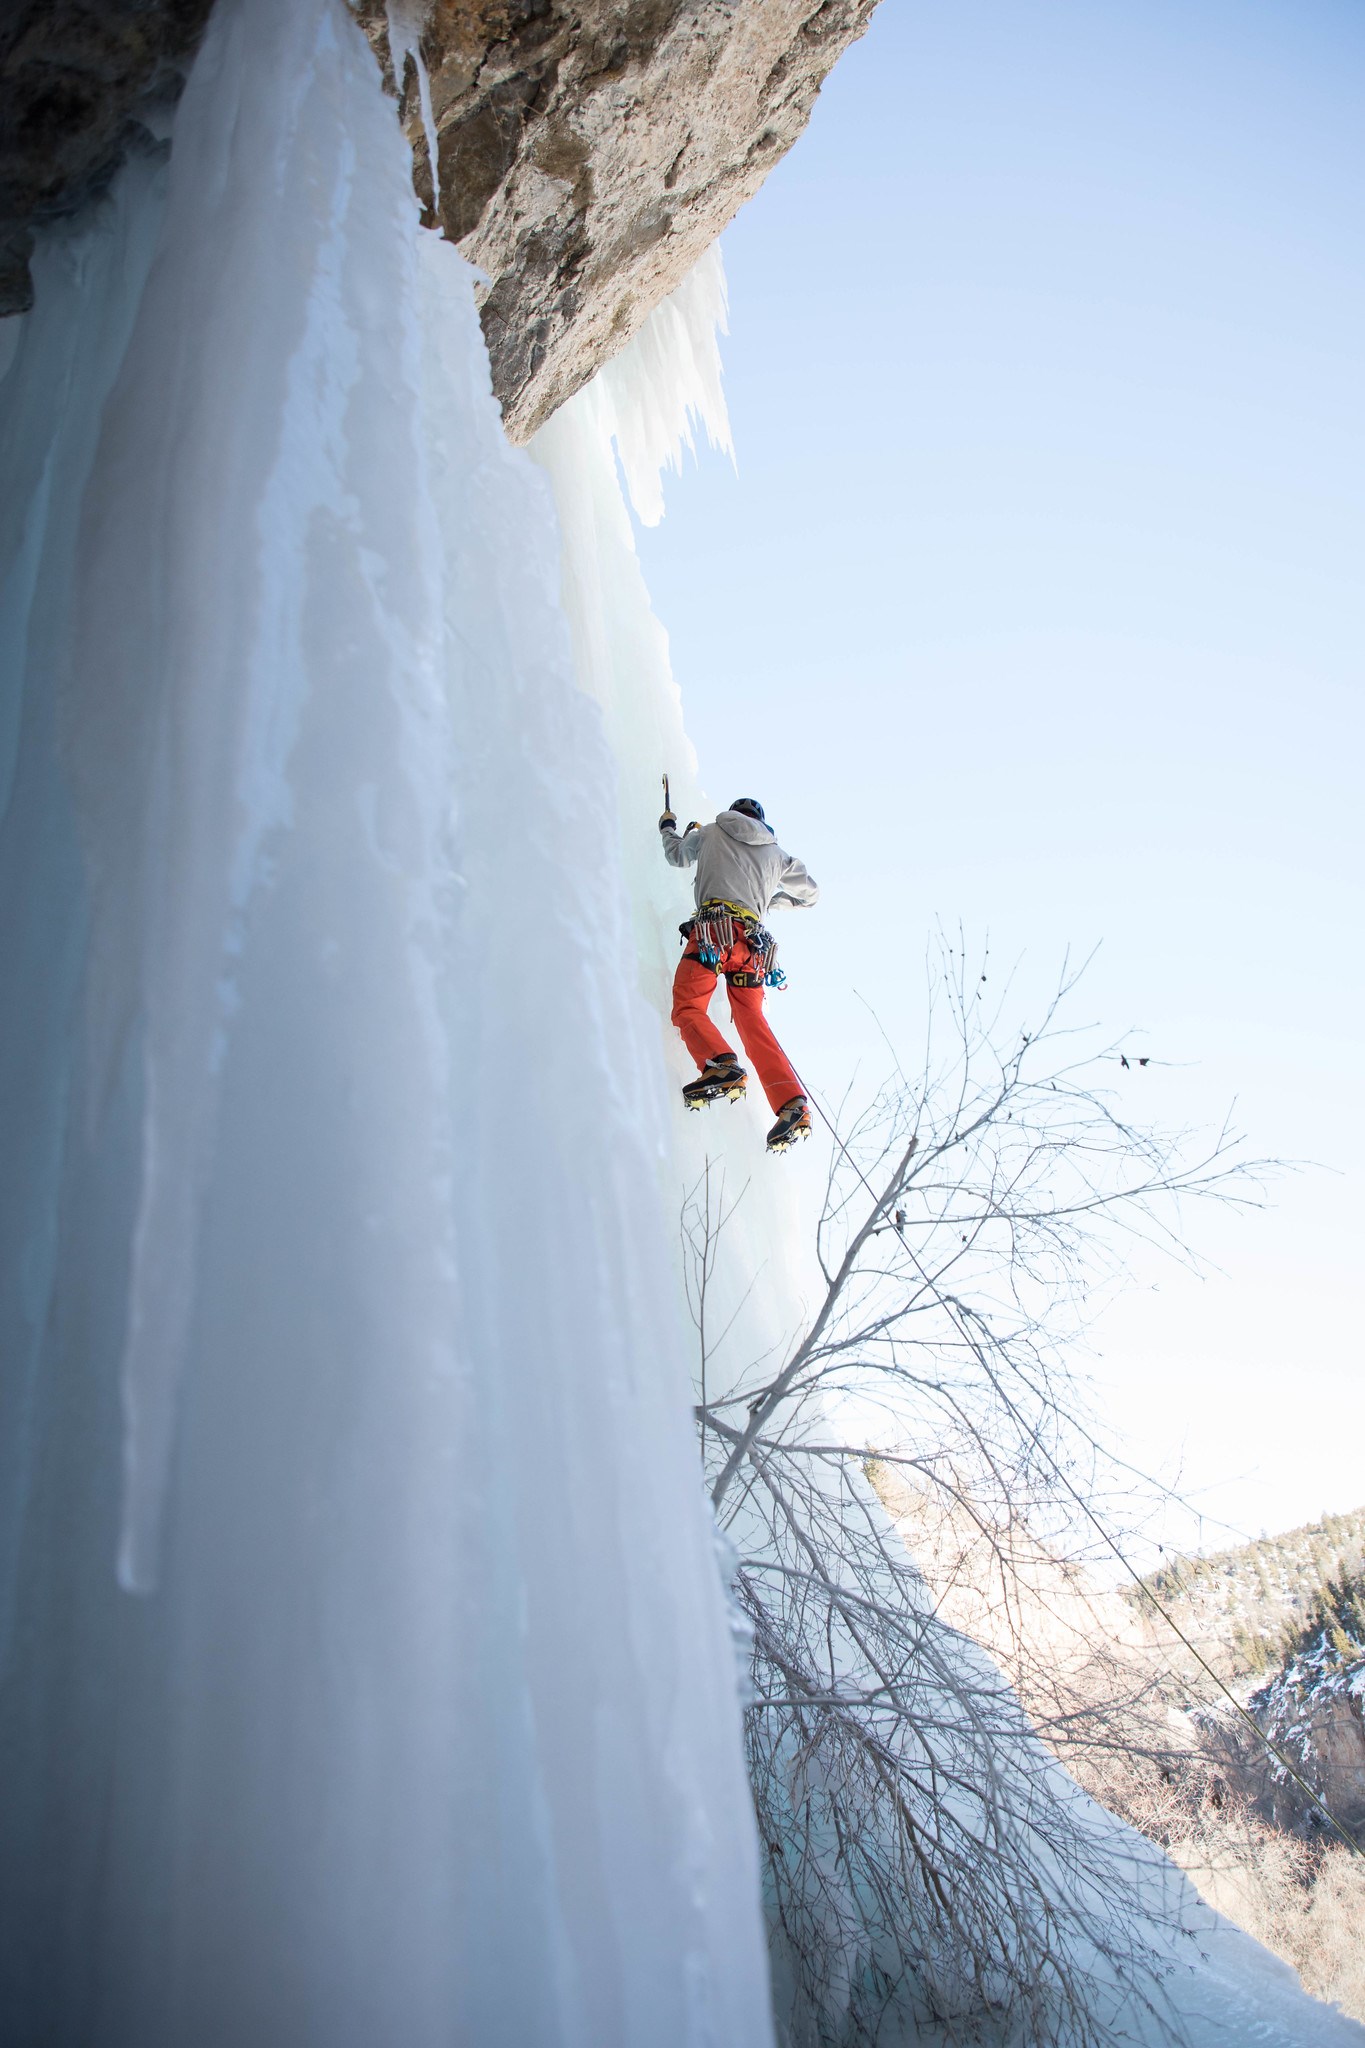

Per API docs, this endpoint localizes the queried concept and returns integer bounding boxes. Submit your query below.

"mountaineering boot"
[766,1096,811,1153]
[682,1055,747,1110]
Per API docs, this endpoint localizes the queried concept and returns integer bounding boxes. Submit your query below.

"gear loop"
[678,898,786,988]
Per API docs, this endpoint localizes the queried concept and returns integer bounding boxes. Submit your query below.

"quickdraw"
[679,898,787,990]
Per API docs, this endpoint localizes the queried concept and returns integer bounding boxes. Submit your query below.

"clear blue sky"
[635,0,1364,1552]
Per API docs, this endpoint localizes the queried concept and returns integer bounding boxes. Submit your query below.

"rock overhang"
[2,0,880,440]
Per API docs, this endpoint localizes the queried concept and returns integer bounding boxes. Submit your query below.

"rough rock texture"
[1248,1655,1365,1843]
[0,0,214,315]
[1203,1649,1365,1846]
[1,0,879,436]
[355,0,879,439]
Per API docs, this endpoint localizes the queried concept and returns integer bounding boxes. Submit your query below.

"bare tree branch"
[682,942,1279,2045]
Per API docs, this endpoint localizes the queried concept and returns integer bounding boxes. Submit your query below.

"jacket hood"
[716,808,774,846]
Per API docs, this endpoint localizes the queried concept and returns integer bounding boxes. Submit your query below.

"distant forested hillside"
[1130,1508,1365,1679]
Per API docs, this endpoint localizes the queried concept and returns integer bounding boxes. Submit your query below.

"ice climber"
[659,792,819,1153]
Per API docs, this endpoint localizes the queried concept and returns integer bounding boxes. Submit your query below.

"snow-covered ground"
[0,0,1358,2042]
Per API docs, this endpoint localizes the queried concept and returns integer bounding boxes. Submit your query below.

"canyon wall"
[3,0,879,437]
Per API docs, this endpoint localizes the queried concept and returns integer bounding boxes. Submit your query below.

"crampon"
[682,1056,747,1110]
[766,1096,811,1153]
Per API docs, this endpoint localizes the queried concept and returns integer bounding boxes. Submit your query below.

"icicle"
[386,0,441,212]
[594,241,735,526]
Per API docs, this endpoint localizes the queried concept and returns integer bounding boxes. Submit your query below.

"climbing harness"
[679,898,787,989]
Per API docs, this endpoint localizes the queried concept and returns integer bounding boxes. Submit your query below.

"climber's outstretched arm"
[659,817,702,868]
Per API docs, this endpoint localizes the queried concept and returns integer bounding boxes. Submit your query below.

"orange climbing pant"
[671,932,803,1113]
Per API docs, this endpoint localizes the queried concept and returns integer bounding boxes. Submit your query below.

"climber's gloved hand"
[659,808,677,832]
[683,820,700,835]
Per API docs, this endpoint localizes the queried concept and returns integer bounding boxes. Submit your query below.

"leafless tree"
[682,936,1272,2046]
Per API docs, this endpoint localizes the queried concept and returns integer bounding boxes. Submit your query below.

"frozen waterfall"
[3,2,1364,2045]
[0,1,772,2041]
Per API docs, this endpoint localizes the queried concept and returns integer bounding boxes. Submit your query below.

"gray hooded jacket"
[661,808,819,919]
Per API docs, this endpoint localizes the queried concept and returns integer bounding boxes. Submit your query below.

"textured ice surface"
[0,0,1359,2040]
[0,2,771,2042]
[533,277,816,1416]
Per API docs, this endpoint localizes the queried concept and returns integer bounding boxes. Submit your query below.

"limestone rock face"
[355,0,879,439]
[0,0,214,314]
[1250,1669,1365,1841]
[1285,1689,1365,1837]
[2,0,879,435]
[1206,1652,1365,1844]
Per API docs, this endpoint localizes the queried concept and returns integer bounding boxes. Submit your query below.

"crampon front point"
[682,1056,747,1110]
[766,1096,811,1153]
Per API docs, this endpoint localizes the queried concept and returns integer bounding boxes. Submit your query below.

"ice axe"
[662,774,702,835]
